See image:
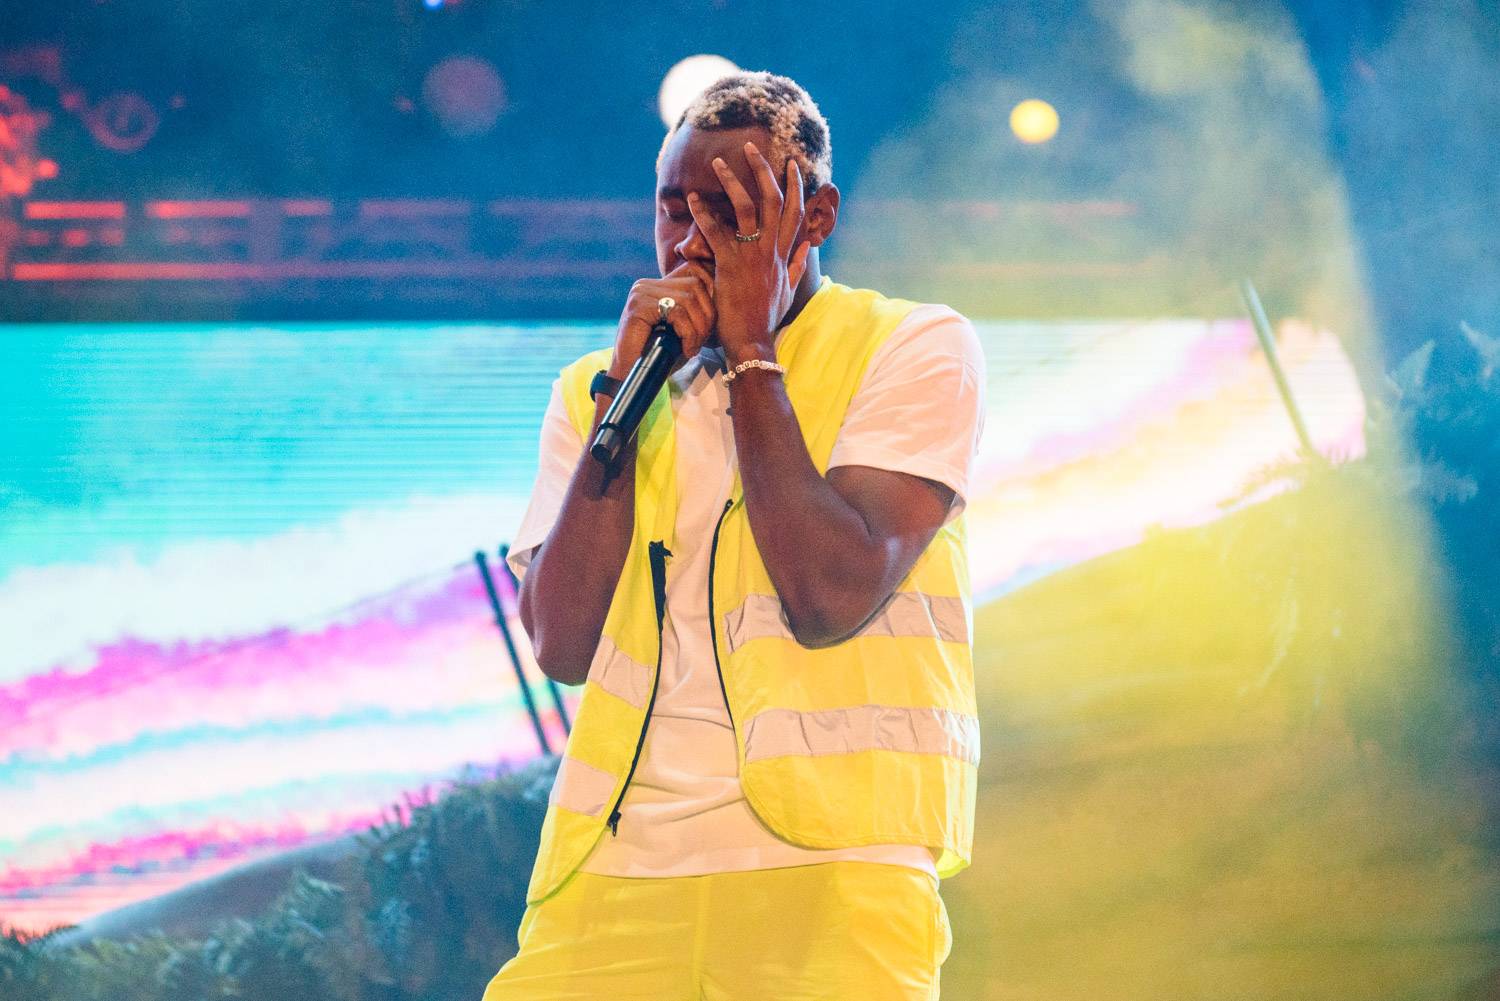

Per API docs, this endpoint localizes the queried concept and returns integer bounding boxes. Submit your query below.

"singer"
[485,71,984,1001]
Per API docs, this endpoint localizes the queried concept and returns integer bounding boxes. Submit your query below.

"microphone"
[590,318,682,470]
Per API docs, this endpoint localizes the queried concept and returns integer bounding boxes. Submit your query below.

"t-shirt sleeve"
[826,304,986,521]
[506,379,584,580]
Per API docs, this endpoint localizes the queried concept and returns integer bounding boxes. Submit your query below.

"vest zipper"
[707,498,736,734]
[607,539,671,836]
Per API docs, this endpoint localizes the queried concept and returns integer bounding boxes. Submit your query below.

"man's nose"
[675,222,713,264]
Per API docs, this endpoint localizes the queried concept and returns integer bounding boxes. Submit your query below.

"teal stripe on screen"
[0,321,613,576]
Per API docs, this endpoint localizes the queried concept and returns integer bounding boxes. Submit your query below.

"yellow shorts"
[482,861,952,1001]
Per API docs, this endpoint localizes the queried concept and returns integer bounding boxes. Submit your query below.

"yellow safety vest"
[527,278,978,905]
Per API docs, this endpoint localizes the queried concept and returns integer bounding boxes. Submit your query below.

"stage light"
[658,55,740,128]
[423,56,506,138]
[423,0,444,8]
[1010,98,1059,144]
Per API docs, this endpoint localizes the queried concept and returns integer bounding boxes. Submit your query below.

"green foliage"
[1367,321,1500,719]
[0,758,556,1001]
[1222,317,1500,762]
[1,927,76,1001]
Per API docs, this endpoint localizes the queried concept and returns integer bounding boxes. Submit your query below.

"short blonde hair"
[658,71,832,192]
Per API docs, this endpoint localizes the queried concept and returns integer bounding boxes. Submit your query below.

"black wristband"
[589,369,623,401]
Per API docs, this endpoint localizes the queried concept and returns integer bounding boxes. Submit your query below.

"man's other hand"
[612,261,717,379]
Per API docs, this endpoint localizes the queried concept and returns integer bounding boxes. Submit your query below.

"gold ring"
[657,297,676,322]
[734,229,762,242]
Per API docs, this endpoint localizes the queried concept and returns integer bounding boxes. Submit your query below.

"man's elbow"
[540,662,590,687]
[517,579,585,685]
[531,640,590,687]
[782,595,868,649]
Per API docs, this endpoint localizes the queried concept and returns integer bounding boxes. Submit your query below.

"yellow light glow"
[1010,98,1060,144]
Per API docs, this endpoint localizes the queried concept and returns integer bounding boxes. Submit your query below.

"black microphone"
[590,319,682,470]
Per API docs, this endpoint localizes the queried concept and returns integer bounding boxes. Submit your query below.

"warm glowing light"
[658,54,740,128]
[1010,98,1059,144]
[23,200,123,220]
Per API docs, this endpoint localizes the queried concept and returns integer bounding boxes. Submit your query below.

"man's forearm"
[520,395,637,685]
[728,370,898,645]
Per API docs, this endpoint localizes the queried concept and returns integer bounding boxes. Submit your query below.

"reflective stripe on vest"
[742,705,981,765]
[722,591,970,653]
[549,755,618,818]
[588,635,654,710]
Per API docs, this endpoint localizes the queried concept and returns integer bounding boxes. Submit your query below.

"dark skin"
[520,124,955,684]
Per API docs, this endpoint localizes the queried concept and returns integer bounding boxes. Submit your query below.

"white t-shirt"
[508,289,986,880]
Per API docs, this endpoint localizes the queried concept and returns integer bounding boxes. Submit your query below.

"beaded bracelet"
[723,358,787,386]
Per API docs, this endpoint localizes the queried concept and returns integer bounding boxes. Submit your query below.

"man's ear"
[804,182,840,248]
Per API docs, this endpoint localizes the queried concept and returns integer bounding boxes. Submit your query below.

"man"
[486,71,983,1000]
